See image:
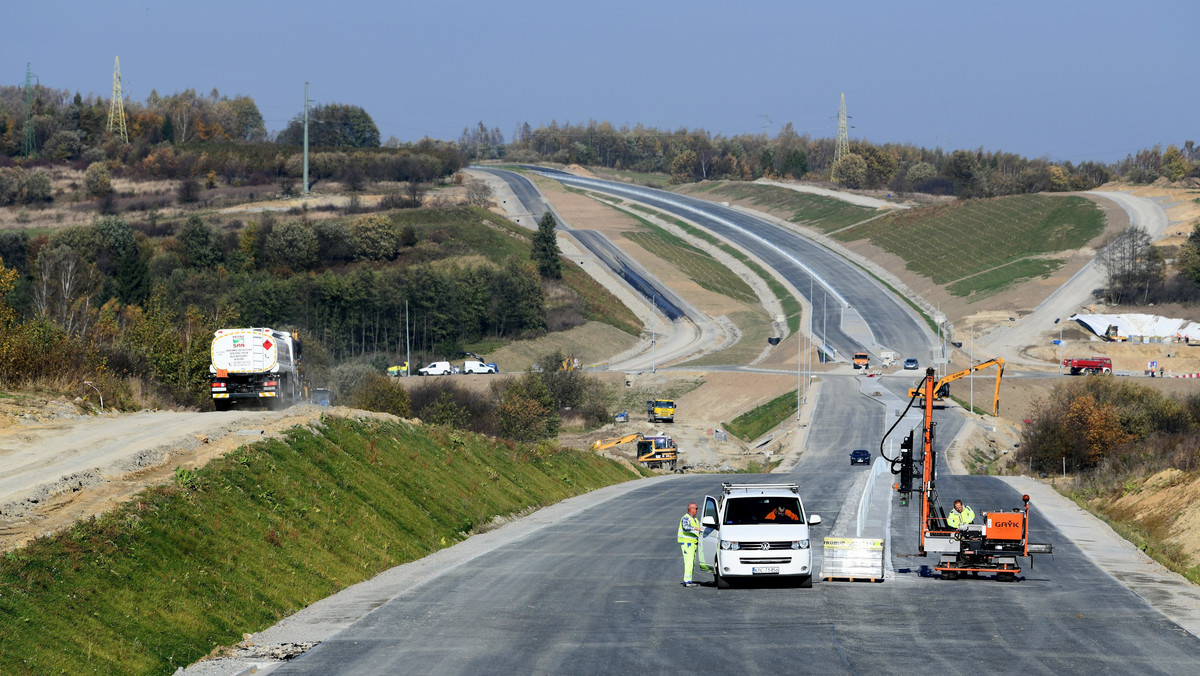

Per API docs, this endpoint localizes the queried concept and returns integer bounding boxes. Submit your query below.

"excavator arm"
[907,357,1004,416]
[591,433,643,451]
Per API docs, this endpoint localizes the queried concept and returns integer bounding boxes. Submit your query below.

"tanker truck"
[209,328,306,411]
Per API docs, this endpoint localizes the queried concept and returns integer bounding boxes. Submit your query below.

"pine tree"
[532,212,562,279]
[115,244,150,306]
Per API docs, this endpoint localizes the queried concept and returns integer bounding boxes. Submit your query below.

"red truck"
[1062,356,1112,375]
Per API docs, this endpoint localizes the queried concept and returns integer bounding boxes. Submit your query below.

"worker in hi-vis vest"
[946,499,976,530]
[677,502,701,587]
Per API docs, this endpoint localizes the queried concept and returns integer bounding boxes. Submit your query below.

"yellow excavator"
[906,357,1005,416]
[591,433,679,470]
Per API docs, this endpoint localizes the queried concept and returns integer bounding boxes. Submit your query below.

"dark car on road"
[850,449,871,465]
[903,357,919,370]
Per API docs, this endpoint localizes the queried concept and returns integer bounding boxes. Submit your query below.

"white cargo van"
[698,482,821,588]
[463,360,497,374]
[417,361,452,375]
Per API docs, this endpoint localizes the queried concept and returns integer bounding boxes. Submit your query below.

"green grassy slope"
[833,194,1105,297]
[0,415,639,675]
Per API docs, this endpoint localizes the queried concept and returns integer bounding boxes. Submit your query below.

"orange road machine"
[885,365,1052,581]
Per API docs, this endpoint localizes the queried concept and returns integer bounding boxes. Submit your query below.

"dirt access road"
[0,403,346,551]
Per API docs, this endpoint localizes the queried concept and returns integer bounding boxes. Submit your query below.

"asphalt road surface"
[256,376,1199,674]
[529,167,938,367]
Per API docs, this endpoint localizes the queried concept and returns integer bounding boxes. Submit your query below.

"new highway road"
[262,377,1199,674]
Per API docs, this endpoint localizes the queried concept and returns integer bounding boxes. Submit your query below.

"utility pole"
[1056,317,1063,375]
[796,316,801,418]
[651,326,656,374]
[303,82,310,194]
[405,300,410,377]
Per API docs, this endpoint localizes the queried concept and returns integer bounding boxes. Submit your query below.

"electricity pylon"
[107,56,129,143]
[834,92,849,167]
[22,62,38,157]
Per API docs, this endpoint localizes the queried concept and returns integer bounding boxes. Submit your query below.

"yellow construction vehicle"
[646,399,676,423]
[636,435,678,470]
[906,357,1004,416]
[592,433,644,451]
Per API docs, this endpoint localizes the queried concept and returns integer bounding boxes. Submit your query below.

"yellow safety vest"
[947,505,975,529]
[678,514,700,543]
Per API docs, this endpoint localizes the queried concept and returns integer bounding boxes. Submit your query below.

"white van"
[417,361,452,376]
[463,360,497,374]
[698,482,821,588]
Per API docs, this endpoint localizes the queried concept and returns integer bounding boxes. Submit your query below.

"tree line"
[465,118,1199,196]
[0,84,466,191]
[0,207,567,409]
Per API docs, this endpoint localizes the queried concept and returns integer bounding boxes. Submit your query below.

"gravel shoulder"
[0,403,356,551]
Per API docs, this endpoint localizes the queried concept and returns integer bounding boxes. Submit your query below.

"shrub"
[346,373,411,417]
[177,178,201,204]
[84,162,112,199]
[25,170,52,203]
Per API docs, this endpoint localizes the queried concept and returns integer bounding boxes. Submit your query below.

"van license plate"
[752,566,779,574]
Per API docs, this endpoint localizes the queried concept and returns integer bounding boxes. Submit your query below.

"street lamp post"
[83,381,103,412]
[1055,317,1063,375]
[651,326,656,374]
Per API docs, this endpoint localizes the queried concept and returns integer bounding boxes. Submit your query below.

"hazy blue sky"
[7,1,1196,163]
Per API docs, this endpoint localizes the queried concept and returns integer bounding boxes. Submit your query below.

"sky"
[6,0,1197,163]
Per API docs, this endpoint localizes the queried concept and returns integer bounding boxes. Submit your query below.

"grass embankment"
[0,415,639,675]
[620,221,757,305]
[684,182,876,233]
[723,389,799,442]
[587,168,671,189]
[834,195,1105,298]
[625,204,803,334]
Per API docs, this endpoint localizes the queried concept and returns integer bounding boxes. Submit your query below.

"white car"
[463,360,497,374]
[417,361,452,376]
[698,482,821,588]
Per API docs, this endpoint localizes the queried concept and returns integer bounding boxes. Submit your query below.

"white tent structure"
[1073,313,1200,342]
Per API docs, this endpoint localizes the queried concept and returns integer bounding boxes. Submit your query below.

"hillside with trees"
[463,119,1198,196]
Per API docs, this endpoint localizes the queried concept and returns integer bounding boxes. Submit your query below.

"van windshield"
[724,497,804,525]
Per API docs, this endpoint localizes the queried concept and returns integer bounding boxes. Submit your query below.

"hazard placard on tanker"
[212,328,279,373]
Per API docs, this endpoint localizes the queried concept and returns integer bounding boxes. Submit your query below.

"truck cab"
[853,352,870,369]
[698,482,821,588]
[646,399,676,423]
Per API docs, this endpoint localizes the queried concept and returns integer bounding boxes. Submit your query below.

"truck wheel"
[997,572,1015,583]
[798,575,812,589]
[214,399,231,412]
